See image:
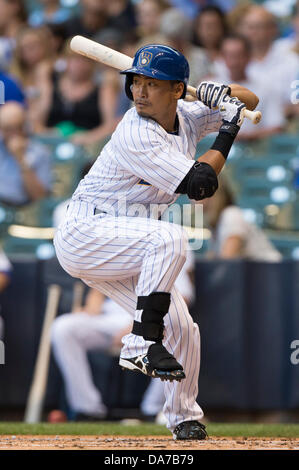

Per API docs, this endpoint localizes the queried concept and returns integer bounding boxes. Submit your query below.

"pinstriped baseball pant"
[54,200,204,430]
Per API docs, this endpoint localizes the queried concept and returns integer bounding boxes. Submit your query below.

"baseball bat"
[24,284,61,423]
[70,35,262,125]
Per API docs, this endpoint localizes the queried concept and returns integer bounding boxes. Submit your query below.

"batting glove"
[219,95,246,128]
[197,81,231,109]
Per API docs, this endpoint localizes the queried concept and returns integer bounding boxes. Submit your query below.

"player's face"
[131,75,183,128]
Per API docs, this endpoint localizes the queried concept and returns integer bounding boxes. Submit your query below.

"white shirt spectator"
[212,73,286,134]
[233,78,285,135]
[246,44,299,106]
[211,206,282,261]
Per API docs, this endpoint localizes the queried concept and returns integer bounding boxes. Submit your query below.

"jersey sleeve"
[112,116,194,195]
[179,100,222,141]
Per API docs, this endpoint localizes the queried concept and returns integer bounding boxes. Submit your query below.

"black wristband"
[211,132,236,160]
[211,122,240,160]
[219,121,240,138]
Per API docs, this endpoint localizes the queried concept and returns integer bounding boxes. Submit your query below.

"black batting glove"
[197,81,231,109]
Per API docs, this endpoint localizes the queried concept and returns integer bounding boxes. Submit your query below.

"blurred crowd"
[0,0,297,210]
[0,0,298,208]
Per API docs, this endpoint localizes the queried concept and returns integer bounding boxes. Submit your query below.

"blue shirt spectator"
[169,0,235,19]
[0,139,52,205]
[0,72,25,105]
[29,0,72,27]
[0,102,52,206]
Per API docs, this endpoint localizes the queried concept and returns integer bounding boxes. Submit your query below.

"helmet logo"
[138,51,153,67]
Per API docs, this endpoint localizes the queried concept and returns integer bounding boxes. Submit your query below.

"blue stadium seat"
[267,134,299,156]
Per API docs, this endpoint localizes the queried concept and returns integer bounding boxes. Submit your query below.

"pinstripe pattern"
[54,99,221,431]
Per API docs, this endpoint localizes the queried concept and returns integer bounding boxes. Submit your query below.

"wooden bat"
[70,35,262,125]
[24,284,61,423]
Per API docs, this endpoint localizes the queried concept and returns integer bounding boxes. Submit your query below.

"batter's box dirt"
[0,435,299,450]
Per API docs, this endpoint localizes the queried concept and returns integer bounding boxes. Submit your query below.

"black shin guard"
[132,292,170,342]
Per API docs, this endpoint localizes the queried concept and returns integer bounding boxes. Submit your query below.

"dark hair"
[222,33,251,55]
[199,5,227,31]
[200,5,226,19]
[193,5,228,48]
[9,0,28,23]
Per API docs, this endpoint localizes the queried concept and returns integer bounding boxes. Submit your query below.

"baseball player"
[54,44,258,439]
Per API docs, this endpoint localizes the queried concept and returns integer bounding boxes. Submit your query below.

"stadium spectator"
[273,3,299,121]
[202,176,282,261]
[168,0,236,19]
[61,0,109,40]
[0,0,27,70]
[92,29,131,118]
[192,6,228,77]
[9,26,56,131]
[213,34,285,140]
[28,0,72,27]
[274,3,299,54]
[236,5,299,109]
[0,248,12,340]
[37,43,118,145]
[135,0,168,46]
[159,8,214,86]
[9,26,54,99]
[0,101,52,206]
[106,0,137,36]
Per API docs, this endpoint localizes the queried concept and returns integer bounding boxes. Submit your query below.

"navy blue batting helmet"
[120,44,190,100]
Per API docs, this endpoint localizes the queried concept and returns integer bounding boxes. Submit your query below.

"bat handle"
[186,85,262,125]
[243,109,262,124]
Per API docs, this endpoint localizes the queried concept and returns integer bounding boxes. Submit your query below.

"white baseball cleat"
[119,352,186,382]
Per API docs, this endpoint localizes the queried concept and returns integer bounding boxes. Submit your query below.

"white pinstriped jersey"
[71,100,222,217]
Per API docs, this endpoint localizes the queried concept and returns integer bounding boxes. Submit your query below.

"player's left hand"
[197,81,231,109]
[219,95,246,127]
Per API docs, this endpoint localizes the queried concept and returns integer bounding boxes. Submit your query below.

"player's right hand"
[196,81,231,109]
[218,95,246,127]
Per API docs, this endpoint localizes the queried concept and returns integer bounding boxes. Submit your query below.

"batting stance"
[54,44,258,440]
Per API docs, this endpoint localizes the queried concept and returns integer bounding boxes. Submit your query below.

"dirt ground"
[0,435,298,450]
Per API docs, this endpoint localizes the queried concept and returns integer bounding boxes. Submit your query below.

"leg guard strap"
[132,320,164,342]
[137,292,171,313]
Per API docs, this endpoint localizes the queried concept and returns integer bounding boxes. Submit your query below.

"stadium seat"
[267,134,299,155]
